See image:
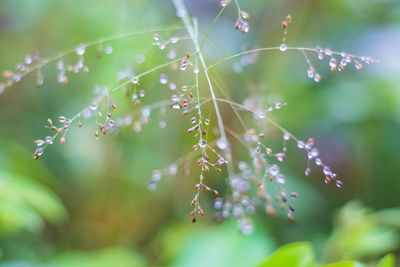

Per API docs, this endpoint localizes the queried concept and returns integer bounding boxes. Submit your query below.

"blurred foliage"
[0,169,66,235]
[0,0,399,266]
[257,242,395,267]
[324,202,400,262]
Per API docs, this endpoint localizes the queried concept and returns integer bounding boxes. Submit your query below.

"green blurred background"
[0,0,399,266]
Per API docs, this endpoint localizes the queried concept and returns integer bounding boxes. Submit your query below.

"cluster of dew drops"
[0,50,40,94]
[33,100,118,159]
[0,42,116,94]
[277,15,375,83]
[303,47,375,83]
[212,127,343,233]
[20,6,378,233]
[219,0,250,34]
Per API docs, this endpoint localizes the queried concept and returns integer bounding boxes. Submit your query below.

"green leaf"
[324,201,399,261]
[257,242,315,267]
[322,262,358,267]
[377,254,395,267]
[0,169,67,234]
[47,247,147,267]
[160,220,275,267]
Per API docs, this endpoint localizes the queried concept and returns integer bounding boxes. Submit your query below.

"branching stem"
[173,0,235,178]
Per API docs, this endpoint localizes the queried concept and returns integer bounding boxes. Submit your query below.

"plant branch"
[172,0,235,177]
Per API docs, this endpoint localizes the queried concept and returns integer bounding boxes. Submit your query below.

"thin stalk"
[3,24,184,94]
[172,0,235,178]
[207,46,368,70]
[199,0,232,50]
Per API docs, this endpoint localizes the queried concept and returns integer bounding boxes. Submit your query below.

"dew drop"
[323,166,332,176]
[340,58,347,67]
[257,112,265,119]
[240,11,249,19]
[168,164,178,175]
[269,164,280,176]
[25,56,33,65]
[324,48,332,56]
[313,73,321,83]
[199,139,207,149]
[169,83,177,90]
[329,57,337,68]
[159,74,168,84]
[275,153,285,162]
[104,46,113,54]
[142,107,151,118]
[171,94,179,102]
[216,137,228,150]
[214,198,224,209]
[147,181,157,191]
[276,174,285,184]
[279,44,288,52]
[90,102,98,111]
[239,219,254,235]
[131,76,139,84]
[58,116,66,123]
[57,73,66,84]
[219,0,229,7]
[34,148,44,156]
[76,45,86,56]
[297,140,305,149]
[180,63,187,71]
[310,148,319,158]
[354,61,363,71]
[283,132,290,141]
[241,22,249,33]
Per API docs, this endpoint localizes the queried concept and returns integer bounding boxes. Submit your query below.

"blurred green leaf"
[324,202,400,262]
[159,220,275,267]
[0,169,67,234]
[47,247,146,267]
[0,140,55,186]
[257,242,315,267]
[321,262,361,267]
[0,261,55,267]
[376,254,395,267]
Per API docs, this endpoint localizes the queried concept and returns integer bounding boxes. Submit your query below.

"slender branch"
[207,46,369,70]
[35,55,187,155]
[172,0,235,177]
[199,0,232,50]
[1,24,184,94]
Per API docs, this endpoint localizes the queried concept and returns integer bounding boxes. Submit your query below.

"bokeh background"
[0,0,399,266]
